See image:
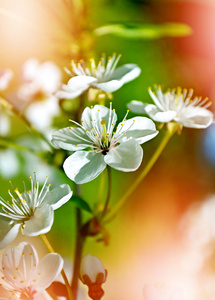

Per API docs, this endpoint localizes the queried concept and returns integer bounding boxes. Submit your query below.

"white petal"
[80,254,105,283]
[22,205,54,236]
[43,184,73,210]
[117,116,158,144]
[0,69,13,90]
[36,61,61,93]
[0,220,21,250]
[110,64,141,84]
[148,88,166,111]
[25,97,60,130]
[144,104,177,122]
[93,64,141,93]
[55,85,86,99]
[105,139,143,171]
[56,75,97,99]
[63,151,106,184]
[92,80,124,92]
[67,75,96,89]
[127,100,147,114]
[34,253,63,290]
[82,105,117,130]
[0,286,17,299]
[177,107,214,128]
[51,127,92,150]
[22,58,40,81]
[3,242,38,287]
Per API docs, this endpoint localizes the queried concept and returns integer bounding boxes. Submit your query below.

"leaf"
[70,195,93,214]
[93,22,193,39]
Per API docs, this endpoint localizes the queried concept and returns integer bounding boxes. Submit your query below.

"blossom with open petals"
[128,85,214,129]
[18,58,61,102]
[80,254,107,300]
[55,53,141,99]
[0,242,63,299]
[0,173,72,249]
[52,104,158,184]
[143,284,184,300]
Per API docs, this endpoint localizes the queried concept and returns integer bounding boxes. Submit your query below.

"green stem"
[71,184,84,299]
[40,234,74,300]
[105,127,176,221]
[101,166,111,219]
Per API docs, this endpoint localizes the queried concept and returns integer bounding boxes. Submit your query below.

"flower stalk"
[105,124,178,221]
[40,234,75,300]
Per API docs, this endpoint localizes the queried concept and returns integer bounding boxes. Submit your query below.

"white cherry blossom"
[51,104,158,184]
[55,53,141,99]
[128,85,214,129]
[0,173,73,249]
[0,242,63,299]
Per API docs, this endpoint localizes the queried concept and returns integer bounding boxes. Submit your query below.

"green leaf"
[70,196,93,214]
[93,22,193,39]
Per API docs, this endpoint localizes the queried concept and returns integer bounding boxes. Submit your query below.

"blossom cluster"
[0,51,214,300]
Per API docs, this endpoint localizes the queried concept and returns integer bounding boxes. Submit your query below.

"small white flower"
[128,85,214,129]
[55,53,141,99]
[0,242,63,299]
[80,254,107,300]
[18,58,62,102]
[143,284,184,300]
[17,59,62,130]
[51,104,158,184]
[0,69,13,91]
[0,173,73,249]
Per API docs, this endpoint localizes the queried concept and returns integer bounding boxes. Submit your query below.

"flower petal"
[0,220,21,250]
[0,286,16,299]
[144,104,177,122]
[34,253,63,290]
[67,75,97,90]
[2,242,38,288]
[127,100,148,114]
[105,138,143,171]
[110,64,141,84]
[63,151,106,184]
[81,105,117,130]
[80,254,106,283]
[22,204,54,236]
[177,106,214,128]
[116,116,158,144]
[56,76,97,99]
[43,184,73,210]
[92,80,124,93]
[55,84,87,99]
[51,127,92,150]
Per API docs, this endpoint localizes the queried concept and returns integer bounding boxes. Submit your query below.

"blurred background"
[0,0,215,299]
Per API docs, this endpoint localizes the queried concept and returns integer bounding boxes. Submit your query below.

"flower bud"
[80,254,107,300]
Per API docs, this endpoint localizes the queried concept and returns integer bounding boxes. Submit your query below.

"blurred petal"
[127,100,148,114]
[144,104,177,122]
